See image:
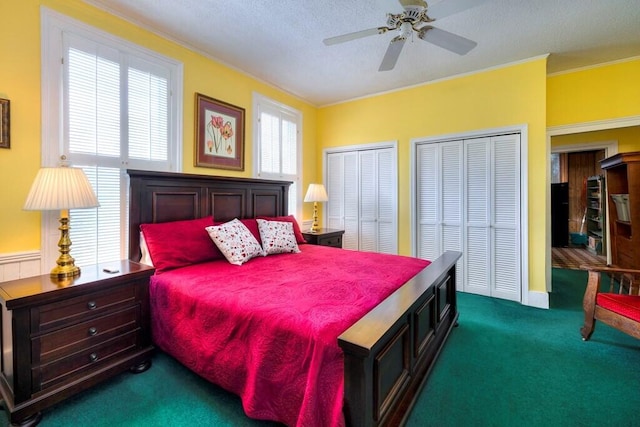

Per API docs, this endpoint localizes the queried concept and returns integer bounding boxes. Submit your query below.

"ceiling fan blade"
[427,0,487,20]
[379,37,406,71]
[323,27,388,46]
[418,26,477,55]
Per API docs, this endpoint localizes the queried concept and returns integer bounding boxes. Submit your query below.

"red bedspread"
[150,244,429,427]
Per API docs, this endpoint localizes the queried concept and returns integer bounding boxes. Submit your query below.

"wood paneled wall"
[567,150,605,233]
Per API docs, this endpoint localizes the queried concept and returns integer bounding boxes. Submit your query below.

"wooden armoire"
[601,151,640,268]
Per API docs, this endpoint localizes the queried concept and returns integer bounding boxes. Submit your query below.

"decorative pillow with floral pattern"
[257,219,301,255]
[205,218,265,265]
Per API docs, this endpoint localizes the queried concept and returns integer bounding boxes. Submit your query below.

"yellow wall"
[1,0,639,296]
[547,58,640,127]
[0,0,317,254]
[318,58,549,292]
[547,58,640,153]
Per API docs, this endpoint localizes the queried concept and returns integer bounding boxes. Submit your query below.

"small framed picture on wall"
[0,98,9,149]
[194,93,245,171]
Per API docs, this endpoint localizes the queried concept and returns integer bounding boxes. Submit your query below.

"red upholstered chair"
[580,265,640,341]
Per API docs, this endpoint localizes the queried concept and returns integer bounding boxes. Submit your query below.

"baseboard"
[0,251,42,282]
[526,290,549,309]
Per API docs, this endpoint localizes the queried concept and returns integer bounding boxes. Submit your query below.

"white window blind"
[253,94,302,218]
[42,9,182,268]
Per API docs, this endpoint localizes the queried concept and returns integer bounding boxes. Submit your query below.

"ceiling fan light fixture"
[400,21,413,38]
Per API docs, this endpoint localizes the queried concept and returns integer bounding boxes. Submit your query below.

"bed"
[127,169,461,427]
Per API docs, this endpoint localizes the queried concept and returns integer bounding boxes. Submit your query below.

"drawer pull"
[87,301,97,310]
[88,327,98,336]
[89,353,99,363]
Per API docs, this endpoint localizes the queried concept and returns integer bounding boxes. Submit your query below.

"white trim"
[0,251,41,282]
[252,92,303,219]
[527,290,549,310]
[322,140,397,154]
[0,251,41,265]
[544,116,640,294]
[410,124,530,306]
[547,115,640,136]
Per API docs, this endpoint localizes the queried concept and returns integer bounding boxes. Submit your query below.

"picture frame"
[0,98,9,149]
[195,93,245,170]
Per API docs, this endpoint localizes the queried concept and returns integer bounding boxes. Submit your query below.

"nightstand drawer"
[36,306,139,364]
[318,234,342,248]
[36,285,136,332]
[36,330,139,391]
[302,229,345,248]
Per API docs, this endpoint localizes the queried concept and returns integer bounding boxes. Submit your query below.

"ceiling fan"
[323,0,485,71]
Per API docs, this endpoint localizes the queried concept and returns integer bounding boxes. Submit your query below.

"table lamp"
[303,183,328,233]
[23,162,99,280]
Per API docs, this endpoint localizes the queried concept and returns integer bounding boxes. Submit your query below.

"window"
[253,94,302,219]
[41,8,182,268]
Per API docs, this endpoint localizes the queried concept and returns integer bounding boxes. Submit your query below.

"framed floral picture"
[0,98,9,149]
[195,93,245,170]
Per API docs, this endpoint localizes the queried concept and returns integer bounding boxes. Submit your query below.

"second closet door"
[326,146,397,254]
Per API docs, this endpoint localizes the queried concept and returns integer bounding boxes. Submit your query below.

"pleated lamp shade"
[303,183,328,203]
[24,166,99,211]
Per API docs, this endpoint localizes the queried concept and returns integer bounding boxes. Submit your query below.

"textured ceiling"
[83,0,640,106]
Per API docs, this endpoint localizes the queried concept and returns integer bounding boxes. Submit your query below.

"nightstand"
[0,260,155,427]
[302,228,345,248]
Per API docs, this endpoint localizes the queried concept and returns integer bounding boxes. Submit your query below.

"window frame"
[40,7,183,270]
[252,92,303,219]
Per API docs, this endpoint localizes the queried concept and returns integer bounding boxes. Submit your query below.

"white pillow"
[257,219,301,255]
[205,219,265,265]
[139,232,154,267]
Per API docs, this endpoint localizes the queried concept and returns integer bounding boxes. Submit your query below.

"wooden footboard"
[339,250,461,427]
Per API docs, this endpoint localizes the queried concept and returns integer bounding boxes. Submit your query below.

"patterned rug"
[552,247,607,270]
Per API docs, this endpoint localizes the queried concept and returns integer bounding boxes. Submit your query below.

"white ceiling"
[83,0,640,106]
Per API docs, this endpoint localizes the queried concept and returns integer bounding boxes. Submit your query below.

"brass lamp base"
[309,201,320,233]
[50,215,81,282]
[50,263,81,279]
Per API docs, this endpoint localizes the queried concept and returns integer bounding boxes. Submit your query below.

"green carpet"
[15,268,638,427]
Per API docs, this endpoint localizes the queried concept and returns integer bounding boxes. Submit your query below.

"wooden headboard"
[127,169,291,261]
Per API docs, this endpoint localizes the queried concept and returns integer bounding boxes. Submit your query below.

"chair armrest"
[581,264,640,296]
[579,265,640,275]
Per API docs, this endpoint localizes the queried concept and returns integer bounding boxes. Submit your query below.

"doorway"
[550,149,609,269]
[550,145,609,270]
[546,119,640,293]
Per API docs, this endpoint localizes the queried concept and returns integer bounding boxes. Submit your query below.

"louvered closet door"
[464,135,520,301]
[416,143,440,261]
[465,138,492,296]
[327,151,359,250]
[359,149,397,254]
[416,142,463,289]
[491,134,521,301]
